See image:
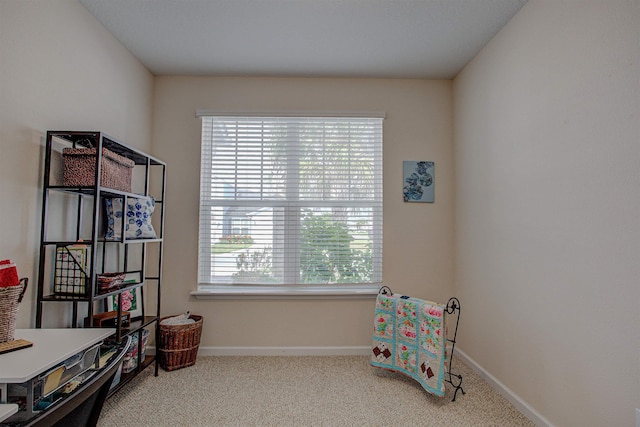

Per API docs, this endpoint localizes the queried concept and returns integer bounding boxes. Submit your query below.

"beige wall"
[8,1,638,425]
[453,1,640,426]
[153,77,454,348]
[0,0,154,327]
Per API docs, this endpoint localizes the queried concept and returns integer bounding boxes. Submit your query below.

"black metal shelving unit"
[35,131,166,393]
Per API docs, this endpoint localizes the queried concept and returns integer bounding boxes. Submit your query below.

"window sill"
[191,285,381,300]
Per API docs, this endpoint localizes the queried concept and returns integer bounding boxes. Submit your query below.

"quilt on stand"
[370,290,448,397]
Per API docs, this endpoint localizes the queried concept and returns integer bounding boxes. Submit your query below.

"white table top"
[0,404,18,422]
[0,329,114,383]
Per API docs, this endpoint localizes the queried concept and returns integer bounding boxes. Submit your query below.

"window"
[198,114,383,288]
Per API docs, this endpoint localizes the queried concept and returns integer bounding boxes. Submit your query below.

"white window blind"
[198,115,383,287]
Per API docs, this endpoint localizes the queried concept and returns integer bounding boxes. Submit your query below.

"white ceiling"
[79,0,527,79]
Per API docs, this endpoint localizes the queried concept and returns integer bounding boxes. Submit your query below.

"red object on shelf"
[0,260,19,288]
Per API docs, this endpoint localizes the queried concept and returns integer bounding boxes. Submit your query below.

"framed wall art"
[403,161,434,203]
[106,286,143,320]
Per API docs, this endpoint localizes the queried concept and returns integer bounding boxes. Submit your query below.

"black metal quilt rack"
[444,297,465,401]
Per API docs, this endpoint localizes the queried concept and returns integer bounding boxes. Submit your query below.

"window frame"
[195,111,384,297]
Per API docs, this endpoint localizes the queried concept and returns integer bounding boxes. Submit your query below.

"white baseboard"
[454,349,555,427]
[196,346,372,356]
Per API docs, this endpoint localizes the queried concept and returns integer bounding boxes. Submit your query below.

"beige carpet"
[98,356,534,427]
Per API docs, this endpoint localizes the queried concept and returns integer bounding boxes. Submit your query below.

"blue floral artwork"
[403,161,434,203]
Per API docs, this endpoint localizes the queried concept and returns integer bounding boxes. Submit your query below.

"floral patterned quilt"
[371,291,447,397]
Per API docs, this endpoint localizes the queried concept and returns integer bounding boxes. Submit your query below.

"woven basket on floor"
[158,314,203,371]
[0,278,28,343]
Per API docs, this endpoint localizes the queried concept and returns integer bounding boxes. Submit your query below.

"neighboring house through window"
[197,113,383,290]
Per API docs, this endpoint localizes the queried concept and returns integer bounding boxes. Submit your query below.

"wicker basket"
[0,278,28,343]
[63,147,135,192]
[158,314,203,371]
